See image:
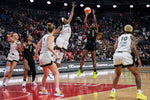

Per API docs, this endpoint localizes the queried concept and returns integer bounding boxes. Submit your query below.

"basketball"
[84,7,91,14]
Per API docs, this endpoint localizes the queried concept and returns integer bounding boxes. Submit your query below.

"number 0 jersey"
[87,28,97,43]
[116,34,132,53]
[58,24,71,41]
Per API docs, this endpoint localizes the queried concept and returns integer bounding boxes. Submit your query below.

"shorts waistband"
[116,51,130,53]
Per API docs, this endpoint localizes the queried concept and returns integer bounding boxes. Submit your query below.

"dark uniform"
[84,28,97,51]
[23,43,36,82]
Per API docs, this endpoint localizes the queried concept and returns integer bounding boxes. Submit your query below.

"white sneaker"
[3,82,7,87]
[22,81,26,87]
[48,73,54,80]
[54,91,64,97]
[39,89,50,95]
[32,81,37,86]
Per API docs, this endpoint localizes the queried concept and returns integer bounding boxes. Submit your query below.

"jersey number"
[121,36,128,41]
[92,30,94,37]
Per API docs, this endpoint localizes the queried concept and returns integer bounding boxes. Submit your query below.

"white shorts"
[113,52,134,67]
[7,52,19,62]
[56,37,68,50]
[39,52,53,67]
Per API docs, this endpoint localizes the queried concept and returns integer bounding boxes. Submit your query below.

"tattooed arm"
[131,36,142,67]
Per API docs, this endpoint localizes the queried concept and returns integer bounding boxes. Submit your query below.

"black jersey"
[84,28,97,51]
[87,28,97,43]
[24,43,34,56]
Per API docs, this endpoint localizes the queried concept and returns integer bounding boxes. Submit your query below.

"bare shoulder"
[48,35,54,39]
[130,35,135,40]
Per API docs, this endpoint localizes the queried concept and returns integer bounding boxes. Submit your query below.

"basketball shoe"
[136,93,147,100]
[54,90,64,97]
[39,89,50,94]
[93,72,97,79]
[110,91,115,98]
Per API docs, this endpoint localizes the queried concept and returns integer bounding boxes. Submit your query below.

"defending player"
[2,32,21,86]
[109,25,147,100]
[22,35,37,87]
[34,23,64,96]
[77,9,98,79]
[54,2,76,68]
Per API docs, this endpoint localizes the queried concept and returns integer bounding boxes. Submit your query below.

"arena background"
[0,0,150,77]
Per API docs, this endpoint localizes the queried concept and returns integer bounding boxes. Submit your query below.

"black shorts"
[40,61,53,67]
[84,43,96,51]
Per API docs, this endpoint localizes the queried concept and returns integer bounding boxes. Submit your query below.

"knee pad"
[5,66,10,73]
[56,52,64,64]
[53,50,60,61]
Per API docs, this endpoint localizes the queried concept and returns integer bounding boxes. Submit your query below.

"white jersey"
[9,41,20,54]
[58,24,71,41]
[116,34,132,53]
[41,34,53,54]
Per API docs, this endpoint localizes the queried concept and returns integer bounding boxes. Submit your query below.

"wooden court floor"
[0,69,150,100]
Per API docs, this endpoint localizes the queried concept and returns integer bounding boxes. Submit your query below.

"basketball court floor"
[0,69,150,100]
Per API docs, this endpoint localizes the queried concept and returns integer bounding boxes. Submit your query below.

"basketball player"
[2,32,21,86]
[22,35,37,87]
[77,9,98,79]
[110,25,147,100]
[54,2,76,68]
[34,23,64,96]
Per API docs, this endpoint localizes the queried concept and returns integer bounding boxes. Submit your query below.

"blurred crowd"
[0,6,150,66]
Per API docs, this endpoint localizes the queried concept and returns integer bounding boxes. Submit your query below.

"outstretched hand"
[72,2,76,8]
[85,12,90,16]
[92,9,95,14]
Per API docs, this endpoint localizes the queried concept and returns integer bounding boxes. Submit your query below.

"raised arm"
[131,36,142,67]
[92,9,98,31]
[8,32,14,42]
[68,2,76,24]
[84,13,90,30]
[54,26,62,36]
[47,36,60,60]
[34,39,42,60]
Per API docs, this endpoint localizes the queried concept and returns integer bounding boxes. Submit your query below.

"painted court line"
[62,86,136,100]
[0,91,31,100]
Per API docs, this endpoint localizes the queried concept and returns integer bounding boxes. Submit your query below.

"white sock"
[5,79,10,84]
[41,87,45,90]
[112,88,115,93]
[55,87,60,92]
[137,89,142,94]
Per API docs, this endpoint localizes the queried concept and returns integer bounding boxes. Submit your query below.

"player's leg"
[56,49,65,68]
[28,58,37,86]
[6,61,17,85]
[22,58,29,86]
[127,66,147,99]
[77,49,89,76]
[91,50,97,79]
[110,66,122,98]
[39,66,50,94]
[110,52,122,98]
[48,63,64,96]
[3,61,11,86]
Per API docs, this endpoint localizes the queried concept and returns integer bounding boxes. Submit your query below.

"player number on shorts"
[121,36,128,41]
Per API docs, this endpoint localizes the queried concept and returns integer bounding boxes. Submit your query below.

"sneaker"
[93,72,97,79]
[77,69,83,76]
[110,91,115,98]
[39,89,50,95]
[22,81,26,87]
[3,82,7,87]
[32,81,37,86]
[54,91,64,97]
[136,93,147,100]
[48,73,54,80]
